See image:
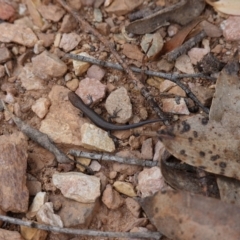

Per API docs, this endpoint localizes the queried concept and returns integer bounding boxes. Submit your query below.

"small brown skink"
[68,92,162,131]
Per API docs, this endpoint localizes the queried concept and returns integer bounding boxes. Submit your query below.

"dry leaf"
[139,190,240,240]
[126,0,205,34]
[151,17,204,60]
[205,0,240,15]
[158,55,240,180]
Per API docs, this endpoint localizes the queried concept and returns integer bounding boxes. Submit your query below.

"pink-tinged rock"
[201,20,222,38]
[102,184,124,210]
[52,172,101,203]
[75,77,107,103]
[31,97,51,119]
[36,202,63,227]
[87,65,106,81]
[105,87,132,124]
[162,98,190,115]
[0,2,16,21]
[19,64,47,90]
[0,229,24,240]
[188,47,209,65]
[0,23,37,47]
[105,0,144,15]
[221,16,240,41]
[49,194,99,228]
[122,43,144,62]
[59,33,81,52]
[175,54,195,74]
[141,138,153,160]
[38,4,65,22]
[60,14,78,33]
[32,51,67,80]
[40,85,86,145]
[137,166,165,198]
[36,32,55,47]
[0,132,29,212]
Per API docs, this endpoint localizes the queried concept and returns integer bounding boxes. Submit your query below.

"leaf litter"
[158,53,240,180]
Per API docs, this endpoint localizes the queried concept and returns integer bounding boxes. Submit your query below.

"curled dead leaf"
[205,0,240,15]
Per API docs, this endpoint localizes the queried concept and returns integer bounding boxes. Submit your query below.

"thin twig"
[0,215,162,239]
[66,54,210,114]
[69,150,158,167]
[57,0,170,124]
[166,30,207,62]
[1,100,93,173]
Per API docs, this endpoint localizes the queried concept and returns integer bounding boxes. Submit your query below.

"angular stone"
[201,20,222,38]
[31,97,51,119]
[89,160,101,172]
[0,229,24,240]
[105,0,144,15]
[40,85,85,145]
[25,0,43,28]
[0,23,37,47]
[105,87,132,124]
[160,80,176,92]
[60,14,78,33]
[221,16,240,41]
[138,166,165,198]
[0,47,12,63]
[32,51,67,80]
[36,202,63,227]
[75,77,106,103]
[0,65,5,78]
[87,65,106,81]
[81,123,115,152]
[0,132,28,212]
[102,184,124,210]
[122,43,144,62]
[141,32,163,58]
[162,98,190,115]
[175,54,195,74]
[21,226,47,240]
[19,64,47,90]
[168,85,186,97]
[157,59,174,72]
[52,172,101,203]
[38,4,65,22]
[72,52,92,76]
[27,192,48,218]
[49,194,98,228]
[188,47,209,65]
[0,2,16,21]
[59,32,81,52]
[113,181,137,197]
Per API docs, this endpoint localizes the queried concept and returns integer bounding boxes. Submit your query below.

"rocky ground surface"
[0,0,239,239]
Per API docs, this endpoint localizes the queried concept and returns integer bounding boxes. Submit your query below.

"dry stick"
[57,0,170,125]
[0,215,162,239]
[66,54,210,114]
[1,101,93,172]
[65,53,214,81]
[69,150,158,167]
[166,30,207,62]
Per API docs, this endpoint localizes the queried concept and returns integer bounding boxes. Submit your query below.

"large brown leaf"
[158,55,240,180]
[139,190,240,240]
